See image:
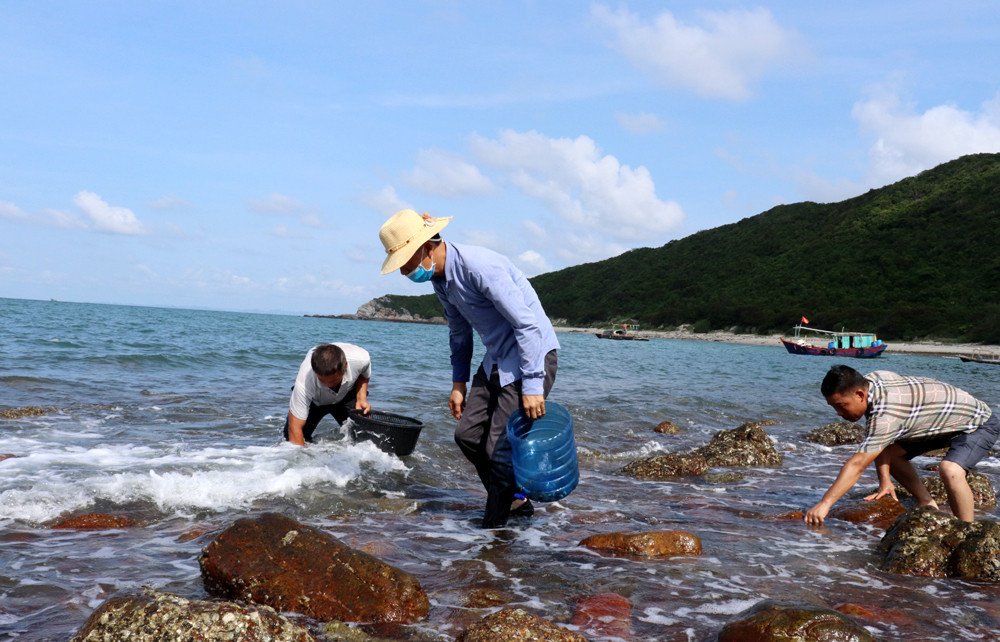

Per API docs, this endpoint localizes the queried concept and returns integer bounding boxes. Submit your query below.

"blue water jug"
[506,401,579,502]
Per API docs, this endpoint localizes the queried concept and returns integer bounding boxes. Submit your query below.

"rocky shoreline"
[60,418,1000,640]
[310,303,1000,358]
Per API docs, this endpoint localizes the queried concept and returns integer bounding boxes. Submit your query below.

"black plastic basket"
[347,410,424,456]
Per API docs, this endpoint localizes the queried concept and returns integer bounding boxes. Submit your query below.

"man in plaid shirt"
[805,365,998,525]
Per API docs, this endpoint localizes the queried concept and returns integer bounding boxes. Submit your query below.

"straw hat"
[379,209,451,274]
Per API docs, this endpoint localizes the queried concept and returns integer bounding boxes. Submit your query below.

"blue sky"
[2,2,999,315]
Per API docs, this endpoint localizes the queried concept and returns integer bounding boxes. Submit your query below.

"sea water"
[1,297,999,640]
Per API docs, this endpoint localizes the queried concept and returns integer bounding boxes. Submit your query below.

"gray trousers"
[454,350,557,528]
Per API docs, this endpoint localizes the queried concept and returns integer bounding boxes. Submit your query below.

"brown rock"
[580,530,702,558]
[830,496,906,528]
[654,421,680,434]
[803,421,865,446]
[719,600,873,641]
[51,514,138,530]
[70,588,317,641]
[571,593,632,640]
[466,588,508,608]
[456,607,587,642]
[0,406,48,419]
[0,454,17,462]
[199,512,429,624]
[876,507,1000,580]
[618,453,708,480]
[691,421,783,467]
[835,603,914,628]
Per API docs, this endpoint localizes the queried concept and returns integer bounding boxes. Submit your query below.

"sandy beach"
[557,326,1000,358]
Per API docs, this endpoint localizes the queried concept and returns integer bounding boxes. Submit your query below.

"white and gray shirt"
[288,343,372,420]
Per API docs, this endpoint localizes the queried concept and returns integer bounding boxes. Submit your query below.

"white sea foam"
[0,437,411,522]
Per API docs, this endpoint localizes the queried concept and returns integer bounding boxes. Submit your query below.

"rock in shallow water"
[70,587,317,641]
[879,506,1000,580]
[803,421,865,446]
[51,513,138,530]
[718,599,873,641]
[198,512,429,624]
[571,592,632,640]
[618,453,708,479]
[830,496,906,528]
[455,607,587,642]
[692,420,783,467]
[580,530,702,558]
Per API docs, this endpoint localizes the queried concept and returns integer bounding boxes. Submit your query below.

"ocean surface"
[2,297,999,640]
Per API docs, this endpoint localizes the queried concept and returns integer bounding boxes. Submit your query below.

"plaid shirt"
[857,370,993,453]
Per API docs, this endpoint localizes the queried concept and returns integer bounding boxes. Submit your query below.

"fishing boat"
[959,353,1000,365]
[595,323,650,341]
[779,323,887,358]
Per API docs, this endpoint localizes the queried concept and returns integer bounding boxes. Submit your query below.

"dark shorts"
[899,413,1000,471]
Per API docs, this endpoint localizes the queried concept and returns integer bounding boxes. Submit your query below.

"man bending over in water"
[805,365,997,525]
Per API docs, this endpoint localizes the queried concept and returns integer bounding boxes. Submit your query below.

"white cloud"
[0,201,28,220]
[247,192,304,216]
[615,111,666,134]
[73,191,148,235]
[592,4,804,101]
[44,208,88,230]
[516,249,552,274]
[358,185,412,216]
[148,194,192,210]
[402,147,495,198]
[853,87,1000,185]
[469,129,684,241]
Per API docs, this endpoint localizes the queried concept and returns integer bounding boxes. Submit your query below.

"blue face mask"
[405,249,435,283]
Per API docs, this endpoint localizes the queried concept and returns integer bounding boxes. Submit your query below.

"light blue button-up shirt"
[432,242,559,396]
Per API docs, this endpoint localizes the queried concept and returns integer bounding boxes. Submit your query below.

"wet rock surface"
[69,587,318,641]
[618,453,708,480]
[620,420,782,480]
[803,421,865,446]
[718,599,873,641]
[580,530,702,558]
[691,420,783,467]
[830,496,907,528]
[51,513,139,530]
[199,512,429,624]
[455,607,587,642]
[571,592,632,640]
[654,420,680,434]
[0,405,49,419]
[879,507,1000,580]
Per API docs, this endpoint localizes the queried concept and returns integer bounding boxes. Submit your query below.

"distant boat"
[779,324,887,358]
[595,323,650,341]
[959,354,1000,365]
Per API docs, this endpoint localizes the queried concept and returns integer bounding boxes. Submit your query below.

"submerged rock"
[0,406,49,419]
[803,421,865,446]
[580,530,702,558]
[571,592,632,640]
[718,599,873,641]
[199,512,429,624]
[654,421,680,434]
[878,507,1000,580]
[455,607,587,642]
[830,496,906,528]
[618,453,708,480]
[69,587,317,641]
[51,513,138,530]
[691,421,783,467]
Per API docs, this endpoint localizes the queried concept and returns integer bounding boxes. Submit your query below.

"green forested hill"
[377,153,1000,342]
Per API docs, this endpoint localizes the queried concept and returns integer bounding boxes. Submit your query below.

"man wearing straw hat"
[378,209,559,528]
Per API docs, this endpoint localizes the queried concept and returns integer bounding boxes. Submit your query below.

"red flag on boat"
[801,316,809,324]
